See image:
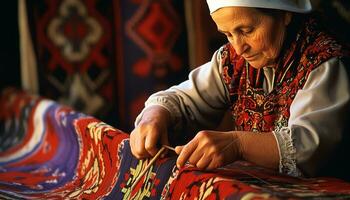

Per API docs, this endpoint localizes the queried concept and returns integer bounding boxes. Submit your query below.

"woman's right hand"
[130,105,171,159]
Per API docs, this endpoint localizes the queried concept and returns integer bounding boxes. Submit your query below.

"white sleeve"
[273,57,350,177]
[135,48,230,133]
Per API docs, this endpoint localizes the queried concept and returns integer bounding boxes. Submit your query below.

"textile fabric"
[205,0,312,14]
[1,88,350,199]
[221,16,349,176]
[24,0,189,131]
[222,17,346,133]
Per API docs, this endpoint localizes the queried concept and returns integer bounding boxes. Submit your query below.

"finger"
[130,130,149,159]
[144,129,159,156]
[130,132,136,156]
[130,130,139,157]
[176,140,198,168]
[174,145,184,155]
[206,156,223,170]
[136,133,152,158]
[187,148,203,167]
[195,154,211,170]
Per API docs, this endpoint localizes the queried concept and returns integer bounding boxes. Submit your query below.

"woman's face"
[211,7,292,69]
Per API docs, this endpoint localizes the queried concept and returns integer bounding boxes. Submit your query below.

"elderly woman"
[130,0,350,177]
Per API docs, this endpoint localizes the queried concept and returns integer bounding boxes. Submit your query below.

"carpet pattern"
[25,0,188,131]
[1,89,350,199]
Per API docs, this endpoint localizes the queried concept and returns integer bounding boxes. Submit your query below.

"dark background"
[0,2,20,91]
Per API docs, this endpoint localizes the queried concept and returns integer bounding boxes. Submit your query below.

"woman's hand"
[130,106,171,159]
[175,130,242,170]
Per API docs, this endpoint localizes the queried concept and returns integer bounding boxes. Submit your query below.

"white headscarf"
[206,0,312,14]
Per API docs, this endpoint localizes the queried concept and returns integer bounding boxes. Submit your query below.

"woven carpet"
[1,88,350,199]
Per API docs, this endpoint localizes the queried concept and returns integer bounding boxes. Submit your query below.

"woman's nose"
[229,36,248,56]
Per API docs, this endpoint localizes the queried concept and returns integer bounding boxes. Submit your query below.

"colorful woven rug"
[1,88,350,199]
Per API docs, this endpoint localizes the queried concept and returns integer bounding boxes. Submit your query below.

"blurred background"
[0,0,349,132]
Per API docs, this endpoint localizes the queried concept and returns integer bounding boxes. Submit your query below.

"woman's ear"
[284,12,293,26]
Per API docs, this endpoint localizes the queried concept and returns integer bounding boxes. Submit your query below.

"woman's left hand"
[175,130,242,170]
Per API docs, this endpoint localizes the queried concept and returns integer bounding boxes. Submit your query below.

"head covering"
[206,0,312,14]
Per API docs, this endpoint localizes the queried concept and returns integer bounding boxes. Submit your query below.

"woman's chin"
[247,60,265,69]
[247,59,275,69]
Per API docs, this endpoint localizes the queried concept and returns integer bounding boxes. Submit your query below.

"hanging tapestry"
[25,0,189,131]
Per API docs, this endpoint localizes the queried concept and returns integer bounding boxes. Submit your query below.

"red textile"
[221,17,347,133]
[25,0,189,131]
[1,88,350,199]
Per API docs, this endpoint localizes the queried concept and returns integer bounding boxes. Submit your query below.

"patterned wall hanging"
[25,0,188,131]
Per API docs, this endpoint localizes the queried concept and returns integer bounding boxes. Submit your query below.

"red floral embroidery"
[221,17,348,132]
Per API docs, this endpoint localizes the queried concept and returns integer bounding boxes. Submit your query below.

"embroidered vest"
[220,17,347,133]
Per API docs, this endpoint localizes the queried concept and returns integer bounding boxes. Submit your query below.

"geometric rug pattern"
[25,0,188,131]
[1,88,350,199]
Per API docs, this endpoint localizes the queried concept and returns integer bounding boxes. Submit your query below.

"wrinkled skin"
[211,7,292,69]
[174,130,242,170]
[130,106,170,158]
[130,7,289,170]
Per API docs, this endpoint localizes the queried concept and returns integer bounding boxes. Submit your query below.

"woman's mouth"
[244,54,258,61]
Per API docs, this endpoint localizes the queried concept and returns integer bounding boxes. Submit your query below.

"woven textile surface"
[25,0,188,131]
[1,88,350,199]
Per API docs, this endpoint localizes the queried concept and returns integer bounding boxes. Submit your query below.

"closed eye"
[240,28,253,35]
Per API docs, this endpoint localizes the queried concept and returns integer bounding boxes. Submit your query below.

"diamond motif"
[126,0,181,56]
[48,0,102,62]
